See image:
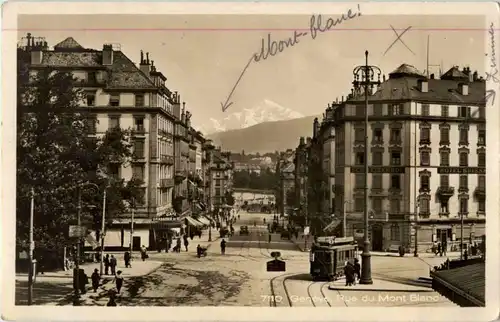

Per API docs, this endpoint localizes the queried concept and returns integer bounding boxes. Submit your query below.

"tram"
[309,236,358,281]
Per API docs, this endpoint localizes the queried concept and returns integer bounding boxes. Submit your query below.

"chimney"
[31,41,43,65]
[173,91,181,118]
[313,118,319,137]
[468,70,474,83]
[458,83,469,96]
[102,44,113,65]
[306,137,312,145]
[186,110,191,128]
[383,74,386,82]
[341,95,344,102]
[417,79,428,93]
[473,71,478,82]
[181,102,186,123]
[299,137,305,146]
[430,74,435,79]
[139,50,150,75]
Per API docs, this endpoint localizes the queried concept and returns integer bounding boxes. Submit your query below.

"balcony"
[419,138,431,145]
[437,186,455,196]
[160,178,175,188]
[160,155,174,165]
[132,127,146,136]
[458,185,469,193]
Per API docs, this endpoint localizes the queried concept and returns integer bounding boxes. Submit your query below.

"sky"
[18,14,485,129]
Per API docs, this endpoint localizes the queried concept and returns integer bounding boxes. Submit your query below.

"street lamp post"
[99,188,107,276]
[352,51,381,285]
[129,198,135,257]
[28,187,35,306]
[342,200,352,238]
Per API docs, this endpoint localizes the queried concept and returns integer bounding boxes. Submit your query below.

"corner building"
[333,64,486,253]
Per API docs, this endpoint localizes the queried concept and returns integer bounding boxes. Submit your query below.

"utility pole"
[28,187,35,306]
[129,198,135,256]
[303,152,309,251]
[352,51,381,285]
[99,188,107,276]
[208,160,213,242]
[73,188,82,306]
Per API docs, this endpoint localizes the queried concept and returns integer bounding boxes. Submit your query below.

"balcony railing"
[132,127,146,135]
[437,186,455,196]
[160,155,174,165]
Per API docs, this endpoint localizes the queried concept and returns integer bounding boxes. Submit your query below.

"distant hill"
[206,115,319,153]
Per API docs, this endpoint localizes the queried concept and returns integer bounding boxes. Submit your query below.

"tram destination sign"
[437,167,486,174]
[350,166,405,174]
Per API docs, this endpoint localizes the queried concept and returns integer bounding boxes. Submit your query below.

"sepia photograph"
[2,2,499,321]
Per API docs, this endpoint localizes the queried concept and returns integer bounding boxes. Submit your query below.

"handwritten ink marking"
[253,31,308,62]
[220,55,255,112]
[221,5,362,112]
[384,25,414,56]
[486,22,498,106]
[309,4,362,40]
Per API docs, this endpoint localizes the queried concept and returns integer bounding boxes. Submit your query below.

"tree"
[16,57,143,254]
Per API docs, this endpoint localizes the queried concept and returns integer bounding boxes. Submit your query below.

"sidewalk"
[328,276,434,292]
[16,259,163,281]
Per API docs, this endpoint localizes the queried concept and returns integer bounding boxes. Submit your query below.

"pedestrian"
[184,238,189,252]
[175,237,181,253]
[113,270,124,293]
[353,258,361,284]
[268,234,272,243]
[104,254,110,275]
[198,230,202,239]
[106,292,117,306]
[140,245,148,261]
[197,244,202,258]
[442,240,447,256]
[91,268,100,292]
[344,261,355,286]
[124,251,131,268]
[464,249,468,261]
[220,239,226,255]
[437,242,442,257]
[110,255,117,275]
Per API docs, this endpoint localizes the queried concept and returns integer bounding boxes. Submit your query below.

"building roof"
[349,66,485,105]
[389,63,426,79]
[36,38,159,90]
[431,262,485,306]
[54,37,84,50]
[441,66,469,81]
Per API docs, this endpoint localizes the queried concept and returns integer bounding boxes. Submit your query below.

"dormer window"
[135,94,145,107]
[458,106,470,118]
[109,94,120,107]
[389,104,403,116]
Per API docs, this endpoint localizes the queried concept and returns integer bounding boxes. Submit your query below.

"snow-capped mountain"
[199,99,304,134]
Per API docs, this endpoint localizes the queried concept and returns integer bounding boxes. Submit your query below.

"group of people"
[343,258,361,286]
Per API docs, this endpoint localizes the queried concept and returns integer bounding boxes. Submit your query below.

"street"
[17,211,456,307]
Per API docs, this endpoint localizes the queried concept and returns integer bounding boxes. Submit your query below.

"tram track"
[306,281,333,307]
[269,273,294,307]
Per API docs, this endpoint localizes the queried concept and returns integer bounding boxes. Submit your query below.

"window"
[479,107,485,118]
[459,129,468,145]
[86,92,95,106]
[478,175,485,188]
[372,198,382,213]
[372,152,383,165]
[215,188,221,196]
[355,128,364,142]
[391,175,400,190]
[420,127,430,143]
[135,94,145,107]
[478,130,486,145]
[109,94,120,106]
[132,165,144,180]
[421,104,430,116]
[354,197,364,212]
[355,152,365,165]
[109,164,120,179]
[109,116,120,129]
[390,129,401,143]
[391,152,401,165]
[373,104,382,116]
[420,151,430,166]
[440,175,449,187]
[134,117,144,132]
[390,199,400,213]
[440,151,449,166]
[355,105,365,117]
[85,116,97,134]
[133,139,145,159]
[478,152,486,167]
[390,224,400,241]
[215,179,222,186]
[372,174,382,189]
[478,200,486,212]
[441,105,449,117]
[355,174,364,188]
[459,175,468,189]
[419,198,430,214]
[459,152,468,166]
[440,127,450,144]
[459,198,468,214]
[389,104,403,115]
[373,129,383,143]
[88,71,97,84]
[420,176,430,191]
[458,106,470,118]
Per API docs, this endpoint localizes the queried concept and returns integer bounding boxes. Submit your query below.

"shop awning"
[195,217,210,226]
[430,262,485,307]
[185,216,203,227]
[112,218,153,225]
